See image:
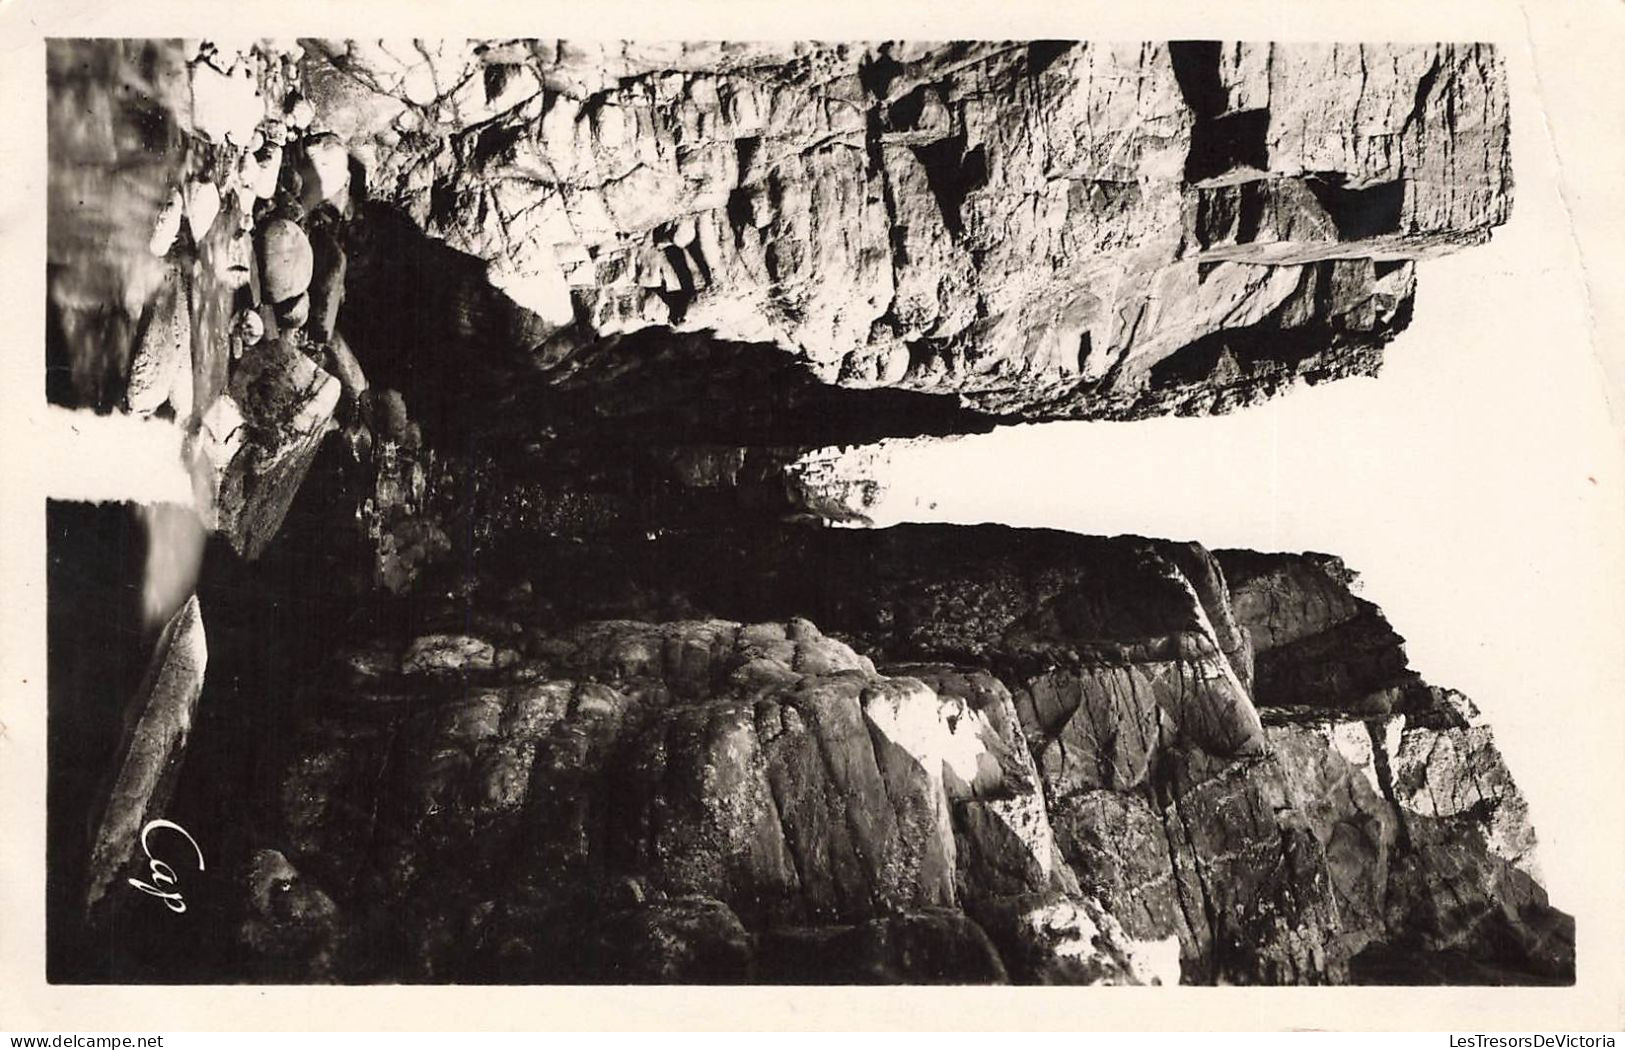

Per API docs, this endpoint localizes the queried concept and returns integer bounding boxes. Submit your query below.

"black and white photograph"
[5,0,1624,1035]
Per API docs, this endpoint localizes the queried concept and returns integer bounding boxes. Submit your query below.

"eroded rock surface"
[308,41,1507,433]
[83,595,208,914]
[45,38,1517,577]
[180,528,1568,985]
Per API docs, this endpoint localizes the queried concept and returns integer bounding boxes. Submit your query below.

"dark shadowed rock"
[201,528,1571,985]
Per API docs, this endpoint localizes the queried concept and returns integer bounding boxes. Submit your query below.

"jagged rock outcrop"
[152,526,1562,985]
[45,38,1514,538]
[306,40,1506,438]
[83,594,208,914]
[240,613,1165,983]
[44,38,1515,574]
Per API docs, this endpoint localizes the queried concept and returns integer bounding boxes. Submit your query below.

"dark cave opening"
[1308,175,1409,241]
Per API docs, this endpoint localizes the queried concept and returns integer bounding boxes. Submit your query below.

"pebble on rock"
[286,95,316,131]
[257,218,314,302]
[149,188,185,257]
[184,180,222,242]
[298,134,352,212]
[234,308,265,346]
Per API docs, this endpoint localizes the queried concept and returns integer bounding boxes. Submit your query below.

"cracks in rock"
[1154,756,1221,982]
[756,703,813,916]
[352,709,412,901]
[1402,52,1444,145]
[860,54,906,336]
[799,685,887,918]
[46,36,1550,987]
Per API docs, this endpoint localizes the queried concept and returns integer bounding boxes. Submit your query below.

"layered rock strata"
[44,38,1516,571]
[198,528,1569,984]
[43,39,1560,987]
[308,40,1505,430]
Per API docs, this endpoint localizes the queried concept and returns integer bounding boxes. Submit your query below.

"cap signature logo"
[126,819,206,914]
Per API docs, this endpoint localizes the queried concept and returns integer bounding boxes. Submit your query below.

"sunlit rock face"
[43,38,1515,565]
[212,528,1568,984]
[44,39,1562,988]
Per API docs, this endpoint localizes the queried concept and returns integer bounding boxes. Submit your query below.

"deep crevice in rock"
[1169,41,1271,183]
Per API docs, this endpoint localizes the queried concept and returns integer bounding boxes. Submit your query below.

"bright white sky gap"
[860,69,1624,917]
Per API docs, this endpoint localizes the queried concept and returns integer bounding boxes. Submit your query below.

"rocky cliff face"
[159,528,1564,985]
[44,38,1515,544]
[309,41,1504,425]
[45,38,1564,987]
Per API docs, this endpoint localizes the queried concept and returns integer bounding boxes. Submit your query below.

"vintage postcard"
[1,0,1621,1034]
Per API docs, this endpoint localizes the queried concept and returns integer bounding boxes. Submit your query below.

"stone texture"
[265,618,1035,955]
[44,39,1517,569]
[84,595,208,912]
[1390,698,1541,877]
[45,37,1517,556]
[47,40,191,411]
[49,38,364,566]
[258,219,314,303]
[212,339,341,558]
[755,910,1009,984]
[192,526,1570,985]
[124,265,195,416]
[969,891,1177,986]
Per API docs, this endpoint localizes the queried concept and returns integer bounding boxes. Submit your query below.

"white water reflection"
[40,405,208,630]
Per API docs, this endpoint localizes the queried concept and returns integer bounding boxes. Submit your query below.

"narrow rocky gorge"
[44,38,1567,986]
